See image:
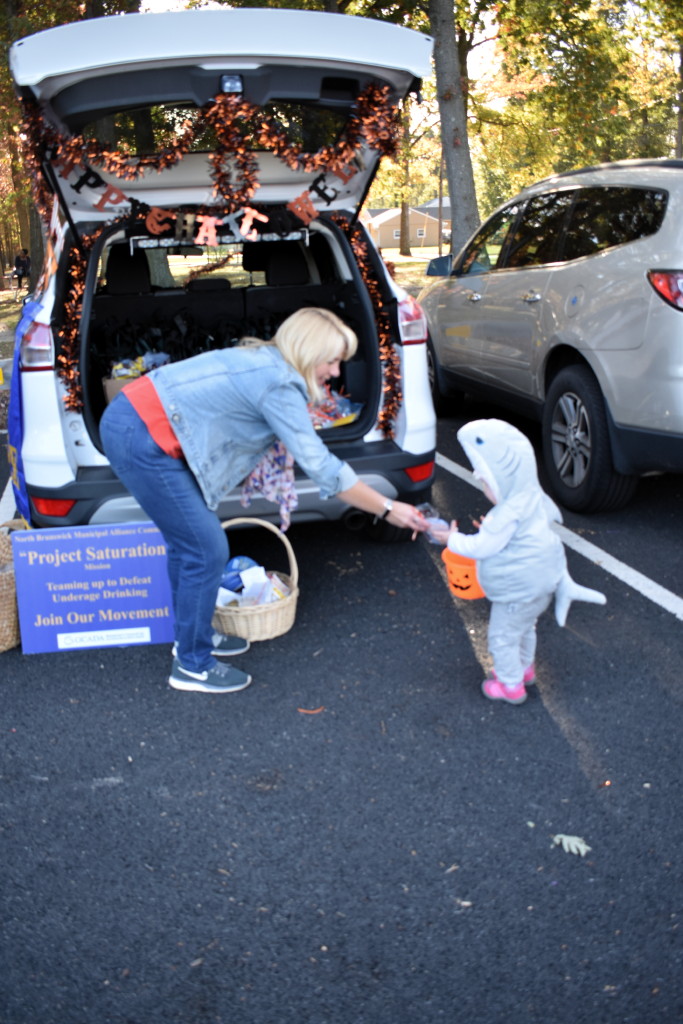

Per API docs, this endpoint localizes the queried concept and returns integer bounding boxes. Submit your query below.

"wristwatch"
[379,498,394,520]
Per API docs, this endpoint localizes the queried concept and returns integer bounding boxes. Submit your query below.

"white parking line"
[436,451,683,622]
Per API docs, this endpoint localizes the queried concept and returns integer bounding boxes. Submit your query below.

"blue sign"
[12,522,175,654]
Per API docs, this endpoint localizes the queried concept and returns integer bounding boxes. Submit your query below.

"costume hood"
[457,418,540,504]
[457,418,606,623]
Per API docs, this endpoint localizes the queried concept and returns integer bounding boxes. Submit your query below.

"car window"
[96,234,324,294]
[561,186,667,261]
[80,101,348,157]
[457,204,521,276]
[503,191,574,268]
[97,242,270,293]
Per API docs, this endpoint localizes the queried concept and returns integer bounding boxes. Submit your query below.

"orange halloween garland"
[20,84,404,429]
[21,83,399,218]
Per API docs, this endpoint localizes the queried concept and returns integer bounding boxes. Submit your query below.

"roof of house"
[417,197,452,213]
[365,207,442,225]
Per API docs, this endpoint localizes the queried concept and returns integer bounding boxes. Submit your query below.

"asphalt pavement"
[1,411,682,1024]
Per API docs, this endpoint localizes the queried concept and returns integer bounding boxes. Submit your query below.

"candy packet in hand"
[417,503,450,544]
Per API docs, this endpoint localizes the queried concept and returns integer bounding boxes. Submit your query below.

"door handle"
[522,291,542,303]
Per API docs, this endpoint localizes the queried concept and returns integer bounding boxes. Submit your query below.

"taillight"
[398,293,428,344]
[404,461,434,482]
[20,321,54,368]
[32,497,77,517]
[647,270,683,310]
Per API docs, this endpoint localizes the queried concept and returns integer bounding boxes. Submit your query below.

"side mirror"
[425,253,454,277]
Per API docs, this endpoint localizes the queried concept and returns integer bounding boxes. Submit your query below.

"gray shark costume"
[447,419,606,692]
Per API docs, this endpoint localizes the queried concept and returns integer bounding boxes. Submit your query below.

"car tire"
[542,364,638,513]
[427,336,462,417]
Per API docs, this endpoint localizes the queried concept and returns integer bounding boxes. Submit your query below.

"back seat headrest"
[242,241,310,286]
[105,245,152,295]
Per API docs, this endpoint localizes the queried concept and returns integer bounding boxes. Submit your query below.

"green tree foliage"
[637,0,683,155]
[472,0,679,213]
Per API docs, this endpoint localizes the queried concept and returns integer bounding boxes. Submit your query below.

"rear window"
[561,186,667,261]
[80,101,348,157]
[96,237,317,292]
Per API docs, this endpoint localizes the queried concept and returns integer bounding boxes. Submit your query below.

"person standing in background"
[13,248,31,300]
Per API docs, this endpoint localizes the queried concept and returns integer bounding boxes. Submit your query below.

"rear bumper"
[25,441,436,528]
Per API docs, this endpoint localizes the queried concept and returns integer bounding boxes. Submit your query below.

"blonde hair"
[242,307,358,403]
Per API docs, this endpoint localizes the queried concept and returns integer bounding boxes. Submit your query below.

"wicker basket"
[212,517,299,642]
[0,519,28,654]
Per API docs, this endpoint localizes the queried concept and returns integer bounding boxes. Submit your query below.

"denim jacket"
[149,345,358,510]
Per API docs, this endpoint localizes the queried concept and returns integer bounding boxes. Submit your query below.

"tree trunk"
[399,102,412,256]
[677,42,683,160]
[428,0,480,253]
[399,201,412,256]
[7,134,31,247]
[28,204,44,291]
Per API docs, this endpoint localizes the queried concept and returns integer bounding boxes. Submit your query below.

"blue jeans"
[100,395,229,672]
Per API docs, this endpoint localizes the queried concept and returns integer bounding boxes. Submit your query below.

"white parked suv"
[419,159,683,512]
[8,8,436,537]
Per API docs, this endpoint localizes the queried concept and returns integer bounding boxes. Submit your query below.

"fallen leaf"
[551,833,592,857]
[297,706,325,714]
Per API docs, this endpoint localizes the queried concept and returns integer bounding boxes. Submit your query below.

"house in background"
[417,197,452,241]
[362,204,449,249]
[417,197,452,217]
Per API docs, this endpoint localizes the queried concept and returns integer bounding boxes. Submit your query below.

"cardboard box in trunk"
[102,377,134,403]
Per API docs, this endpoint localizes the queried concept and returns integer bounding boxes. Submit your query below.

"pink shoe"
[482,677,527,704]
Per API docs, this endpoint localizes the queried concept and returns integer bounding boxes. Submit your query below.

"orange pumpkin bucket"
[441,548,486,600]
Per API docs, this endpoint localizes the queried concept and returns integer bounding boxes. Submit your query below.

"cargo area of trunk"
[75,219,384,449]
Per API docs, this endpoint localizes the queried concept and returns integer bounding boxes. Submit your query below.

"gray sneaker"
[172,632,250,659]
[169,657,252,694]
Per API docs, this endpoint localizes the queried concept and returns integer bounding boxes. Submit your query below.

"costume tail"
[554,569,606,627]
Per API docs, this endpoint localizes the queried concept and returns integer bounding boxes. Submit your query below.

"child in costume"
[428,419,606,705]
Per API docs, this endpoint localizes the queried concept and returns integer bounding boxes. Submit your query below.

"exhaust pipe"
[342,508,370,532]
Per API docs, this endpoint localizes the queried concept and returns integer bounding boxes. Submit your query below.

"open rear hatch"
[10,9,433,465]
[10,8,433,223]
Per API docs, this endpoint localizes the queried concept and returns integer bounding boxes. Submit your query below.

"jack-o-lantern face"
[441,549,485,600]
[450,565,476,592]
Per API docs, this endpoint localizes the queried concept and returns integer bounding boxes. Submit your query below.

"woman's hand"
[386,500,430,537]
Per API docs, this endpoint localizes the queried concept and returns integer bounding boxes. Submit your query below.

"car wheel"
[427,336,461,417]
[542,364,638,513]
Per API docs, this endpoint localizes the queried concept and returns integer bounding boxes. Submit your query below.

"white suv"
[419,159,683,512]
[8,8,436,537]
